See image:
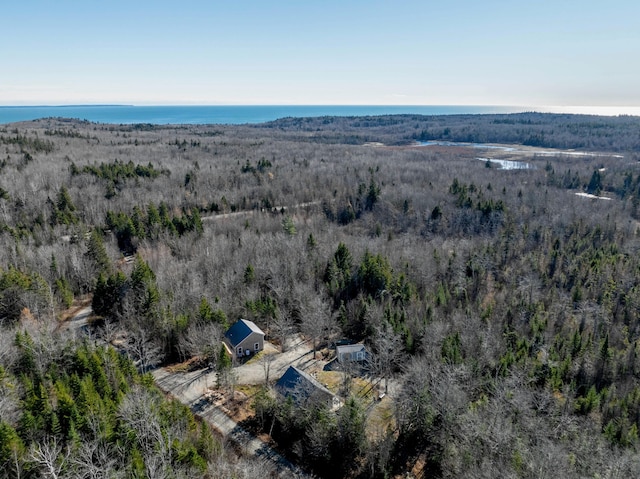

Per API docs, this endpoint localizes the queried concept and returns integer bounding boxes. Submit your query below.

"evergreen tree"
[587,170,603,195]
[282,215,296,235]
[92,271,127,317]
[130,255,159,318]
[85,230,111,274]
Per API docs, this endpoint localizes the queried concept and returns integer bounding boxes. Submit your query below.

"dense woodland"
[2,113,640,477]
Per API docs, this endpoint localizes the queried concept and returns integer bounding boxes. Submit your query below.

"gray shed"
[336,344,368,363]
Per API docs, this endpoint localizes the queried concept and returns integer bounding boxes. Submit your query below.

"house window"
[254,342,260,351]
[237,346,243,356]
[357,351,364,361]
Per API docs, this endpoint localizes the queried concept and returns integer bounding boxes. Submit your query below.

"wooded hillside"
[1,113,640,477]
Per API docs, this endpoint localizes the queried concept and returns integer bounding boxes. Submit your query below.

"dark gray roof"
[275,366,334,405]
[224,319,264,347]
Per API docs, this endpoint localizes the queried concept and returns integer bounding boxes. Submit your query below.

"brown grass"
[316,371,342,393]
[57,295,92,322]
[366,396,396,440]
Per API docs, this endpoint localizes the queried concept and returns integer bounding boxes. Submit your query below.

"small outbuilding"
[275,366,340,410]
[224,319,264,358]
[336,343,368,364]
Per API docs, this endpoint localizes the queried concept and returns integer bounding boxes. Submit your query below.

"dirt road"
[201,201,320,223]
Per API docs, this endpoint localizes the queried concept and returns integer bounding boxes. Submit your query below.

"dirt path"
[201,201,320,223]
[57,298,94,334]
[64,306,92,331]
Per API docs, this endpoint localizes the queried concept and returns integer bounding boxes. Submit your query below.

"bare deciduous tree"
[28,437,69,479]
[271,314,294,353]
[369,322,402,394]
[67,439,125,479]
[122,325,163,373]
[260,351,275,386]
[177,321,222,363]
[300,295,336,359]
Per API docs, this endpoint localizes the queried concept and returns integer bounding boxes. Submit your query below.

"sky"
[1,0,639,108]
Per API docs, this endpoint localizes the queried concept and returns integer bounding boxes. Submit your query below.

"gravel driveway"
[234,335,322,385]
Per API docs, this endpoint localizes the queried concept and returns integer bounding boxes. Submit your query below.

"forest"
[1,112,640,477]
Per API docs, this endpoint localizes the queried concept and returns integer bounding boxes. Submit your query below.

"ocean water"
[0,105,527,125]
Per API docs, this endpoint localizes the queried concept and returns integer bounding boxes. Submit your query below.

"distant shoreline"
[0,104,134,108]
[1,105,638,126]
[0,104,526,125]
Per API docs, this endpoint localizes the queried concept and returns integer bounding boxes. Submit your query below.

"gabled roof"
[275,366,334,406]
[224,319,264,347]
[336,344,367,355]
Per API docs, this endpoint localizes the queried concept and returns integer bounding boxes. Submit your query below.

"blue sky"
[1,0,638,107]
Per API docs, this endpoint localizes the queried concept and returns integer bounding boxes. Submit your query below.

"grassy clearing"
[366,397,396,439]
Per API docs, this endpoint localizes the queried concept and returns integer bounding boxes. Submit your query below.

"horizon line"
[1,104,639,118]
[0,103,523,107]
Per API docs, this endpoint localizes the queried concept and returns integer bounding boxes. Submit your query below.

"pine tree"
[52,185,78,225]
[86,230,111,274]
[282,215,296,235]
[130,256,159,318]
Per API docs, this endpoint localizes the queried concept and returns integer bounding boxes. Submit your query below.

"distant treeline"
[261,112,640,152]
